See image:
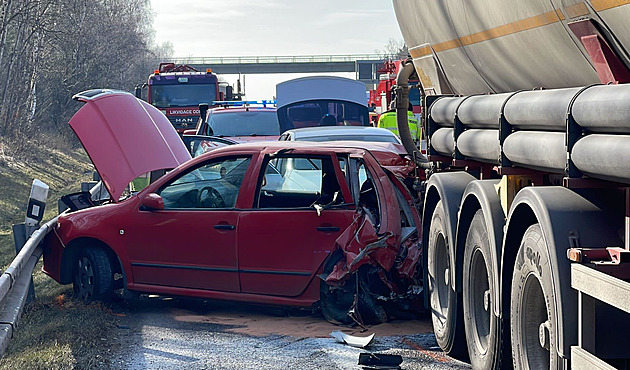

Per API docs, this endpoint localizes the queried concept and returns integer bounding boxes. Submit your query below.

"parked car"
[191,102,280,143]
[279,126,403,144]
[43,90,423,324]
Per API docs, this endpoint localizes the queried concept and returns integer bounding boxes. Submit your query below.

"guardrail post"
[14,179,49,303]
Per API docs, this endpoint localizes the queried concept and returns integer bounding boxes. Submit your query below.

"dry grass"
[0,142,123,369]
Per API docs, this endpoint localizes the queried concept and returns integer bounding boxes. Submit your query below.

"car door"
[237,153,355,296]
[125,155,252,293]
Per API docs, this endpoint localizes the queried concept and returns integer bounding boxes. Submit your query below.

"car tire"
[428,200,467,356]
[73,246,114,304]
[320,250,354,324]
[510,224,561,369]
[463,210,507,369]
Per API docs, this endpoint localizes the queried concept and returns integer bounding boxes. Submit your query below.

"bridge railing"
[171,54,386,65]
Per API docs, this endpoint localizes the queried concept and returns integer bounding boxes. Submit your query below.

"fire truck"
[368,59,421,123]
[139,63,235,133]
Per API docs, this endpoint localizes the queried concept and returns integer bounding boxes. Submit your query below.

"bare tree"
[0,0,170,151]
[375,38,409,60]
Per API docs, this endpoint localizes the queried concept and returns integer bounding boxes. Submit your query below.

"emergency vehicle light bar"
[213,100,276,107]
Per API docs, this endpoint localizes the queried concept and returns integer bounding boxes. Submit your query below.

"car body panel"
[70,90,191,201]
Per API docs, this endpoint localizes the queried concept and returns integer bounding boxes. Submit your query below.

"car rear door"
[237,153,355,297]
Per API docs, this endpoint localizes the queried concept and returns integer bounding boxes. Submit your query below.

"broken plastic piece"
[330,331,375,348]
[358,352,403,369]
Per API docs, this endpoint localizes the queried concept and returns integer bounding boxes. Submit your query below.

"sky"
[150,0,404,99]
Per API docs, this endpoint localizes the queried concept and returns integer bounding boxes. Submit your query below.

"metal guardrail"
[171,54,386,65]
[0,180,55,356]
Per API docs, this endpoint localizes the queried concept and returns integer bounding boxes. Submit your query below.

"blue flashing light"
[212,100,276,107]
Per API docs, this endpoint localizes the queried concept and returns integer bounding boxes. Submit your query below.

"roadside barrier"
[0,180,55,356]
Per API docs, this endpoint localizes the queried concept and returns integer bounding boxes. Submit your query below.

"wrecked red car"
[43,90,423,324]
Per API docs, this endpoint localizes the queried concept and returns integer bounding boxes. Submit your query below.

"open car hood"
[69,90,191,201]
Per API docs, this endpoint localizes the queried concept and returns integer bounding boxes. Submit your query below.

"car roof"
[200,139,407,159]
[286,126,397,138]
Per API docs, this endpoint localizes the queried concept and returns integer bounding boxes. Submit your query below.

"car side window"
[158,156,251,209]
[256,155,343,209]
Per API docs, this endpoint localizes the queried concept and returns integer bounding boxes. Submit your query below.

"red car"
[43,90,423,324]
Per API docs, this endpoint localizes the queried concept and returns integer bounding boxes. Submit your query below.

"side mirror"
[140,193,164,211]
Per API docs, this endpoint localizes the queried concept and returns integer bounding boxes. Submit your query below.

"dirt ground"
[168,300,434,338]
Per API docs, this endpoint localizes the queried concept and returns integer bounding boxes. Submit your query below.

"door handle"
[317,226,340,232]
[214,224,235,230]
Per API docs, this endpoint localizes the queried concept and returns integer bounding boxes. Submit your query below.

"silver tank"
[393,0,630,95]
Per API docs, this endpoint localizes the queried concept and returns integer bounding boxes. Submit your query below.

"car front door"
[237,154,355,297]
[126,156,252,293]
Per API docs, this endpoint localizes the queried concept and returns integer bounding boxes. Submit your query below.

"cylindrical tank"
[457,129,500,164]
[572,135,630,184]
[573,85,630,134]
[504,88,581,131]
[431,127,455,156]
[393,0,630,95]
[429,97,465,127]
[503,131,566,173]
[457,94,510,129]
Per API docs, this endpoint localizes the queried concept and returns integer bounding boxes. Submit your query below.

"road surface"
[107,296,471,369]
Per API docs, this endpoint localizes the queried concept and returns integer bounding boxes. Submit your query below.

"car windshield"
[209,111,280,136]
[299,134,400,143]
[150,84,217,108]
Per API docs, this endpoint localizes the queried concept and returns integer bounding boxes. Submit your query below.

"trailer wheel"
[428,201,466,356]
[73,246,114,304]
[510,224,560,369]
[463,210,507,369]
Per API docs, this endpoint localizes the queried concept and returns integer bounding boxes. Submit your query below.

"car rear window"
[208,111,279,136]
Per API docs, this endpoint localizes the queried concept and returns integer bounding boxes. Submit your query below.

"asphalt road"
[108,296,471,369]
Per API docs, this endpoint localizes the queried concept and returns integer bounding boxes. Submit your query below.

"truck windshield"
[150,84,217,108]
[208,111,280,137]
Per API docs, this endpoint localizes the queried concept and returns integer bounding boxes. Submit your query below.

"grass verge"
[0,143,124,369]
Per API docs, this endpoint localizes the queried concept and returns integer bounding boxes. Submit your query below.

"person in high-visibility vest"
[377,101,421,143]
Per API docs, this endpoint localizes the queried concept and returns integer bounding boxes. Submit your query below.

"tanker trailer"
[393,1,630,369]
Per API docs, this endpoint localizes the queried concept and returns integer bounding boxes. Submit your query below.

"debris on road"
[330,330,375,348]
[358,352,403,369]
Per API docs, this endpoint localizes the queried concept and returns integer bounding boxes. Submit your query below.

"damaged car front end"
[318,146,424,325]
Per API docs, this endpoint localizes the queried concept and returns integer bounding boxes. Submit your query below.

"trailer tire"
[463,209,506,369]
[510,224,561,370]
[428,201,466,356]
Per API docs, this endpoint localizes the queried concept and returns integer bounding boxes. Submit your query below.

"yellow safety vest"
[377,111,421,142]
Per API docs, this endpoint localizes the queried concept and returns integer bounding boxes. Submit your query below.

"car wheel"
[73,246,114,303]
[428,201,467,356]
[511,224,561,369]
[320,252,354,324]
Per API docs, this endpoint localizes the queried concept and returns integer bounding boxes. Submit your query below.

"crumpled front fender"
[325,209,398,284]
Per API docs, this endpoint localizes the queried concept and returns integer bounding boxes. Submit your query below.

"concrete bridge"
[170,54,388,85]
